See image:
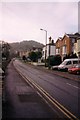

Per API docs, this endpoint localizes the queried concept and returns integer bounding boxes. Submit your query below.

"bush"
[47,55,62,66]
[22,55,26,61]
[63,53,78,60]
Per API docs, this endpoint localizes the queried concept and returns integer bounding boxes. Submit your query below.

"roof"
[64,58,80,61]
[58,37,62,40]
[66,33,80,38]
[56,38,62,43]
[77,37,80,40]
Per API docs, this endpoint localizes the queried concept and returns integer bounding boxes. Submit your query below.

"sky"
[0,0,79,45]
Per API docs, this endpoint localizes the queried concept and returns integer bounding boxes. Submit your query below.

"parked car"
[68,64,80,75]
[52,65,59,70]
[58,58,80,71]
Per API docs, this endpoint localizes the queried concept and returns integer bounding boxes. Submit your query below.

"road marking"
[14,64,79,120]
[66,83,79,89]
[24,75,78,120]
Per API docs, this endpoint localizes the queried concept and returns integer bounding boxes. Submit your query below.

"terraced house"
[74,36,80,58]
[56,33,80,61]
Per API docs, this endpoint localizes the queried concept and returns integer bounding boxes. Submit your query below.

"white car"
[58,58,80,71]
[52,65,59,70]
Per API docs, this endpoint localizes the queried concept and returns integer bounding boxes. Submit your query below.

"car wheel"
[65,68,68,72]
[76,71,80,75]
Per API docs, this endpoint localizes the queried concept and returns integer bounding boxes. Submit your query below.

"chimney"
[49,36,52,43]
[52,40,54,44]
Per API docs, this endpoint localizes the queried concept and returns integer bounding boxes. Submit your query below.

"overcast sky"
[0,1,79,44]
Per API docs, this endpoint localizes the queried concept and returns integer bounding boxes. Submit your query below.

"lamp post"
[48,36,52,69]
[40,28,47,67]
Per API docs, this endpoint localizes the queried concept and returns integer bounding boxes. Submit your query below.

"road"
[2,61,60,119]
[3,59,80,119]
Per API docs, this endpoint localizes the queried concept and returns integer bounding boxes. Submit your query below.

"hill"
[10,40,44,52]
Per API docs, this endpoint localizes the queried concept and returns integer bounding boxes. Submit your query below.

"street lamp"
[40,28,47,67]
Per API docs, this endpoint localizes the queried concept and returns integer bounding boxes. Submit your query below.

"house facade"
[55,33,79,60]
[19,51,30,58]
[56,37,62,56]
[19,47,42,58]
[74,37,80,57]
[46,42,56,58]
[42,39,56,60]
[42,33,80,61]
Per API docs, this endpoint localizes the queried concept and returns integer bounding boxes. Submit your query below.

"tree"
[36,51,42,59]
[29,51,42,62]
[2,42,11,60]
[2,42,11,71]
[29,51,37,62]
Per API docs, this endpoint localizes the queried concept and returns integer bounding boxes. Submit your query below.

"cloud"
[0,2,78,44]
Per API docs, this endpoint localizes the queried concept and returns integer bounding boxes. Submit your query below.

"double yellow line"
[14,65,79,120]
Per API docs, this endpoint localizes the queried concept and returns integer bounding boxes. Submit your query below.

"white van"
[58,58,80,71]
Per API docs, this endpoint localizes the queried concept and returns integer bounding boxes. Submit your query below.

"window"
[66,61,71,65]
[73,61,78,64]
[58,42,59,47]
[62,46,66,54]
[56,48,60,54]
[65,40,66,44]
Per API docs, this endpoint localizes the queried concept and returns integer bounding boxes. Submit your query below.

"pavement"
[2,60,80,119]
[2,61,59,119]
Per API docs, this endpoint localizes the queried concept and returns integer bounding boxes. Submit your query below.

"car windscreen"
[66,61,72,65]
[60,61,67,65]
